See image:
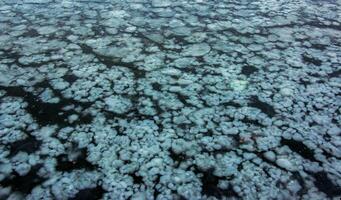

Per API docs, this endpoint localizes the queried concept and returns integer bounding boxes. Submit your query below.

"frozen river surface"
[0,0,341,199]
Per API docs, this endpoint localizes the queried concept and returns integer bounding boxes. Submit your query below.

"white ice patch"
[182,43,211,57]
[104,95,132,114]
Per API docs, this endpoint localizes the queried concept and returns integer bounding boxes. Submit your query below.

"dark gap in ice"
[199,168,239,198]
[0,85,93,125]
[281,138,317,162]
[131,68,147,79]
[78,44,119,67]
[310,43,327,51]
[328,69,341,78]
[167,35,187,47]
[312,171,341,197]
[225,28,253,37]
[103,110,125,120]
[299,78,310,86]
[331,117,339,125]
[260,165,273,178]
[292,172,308,196]
[309,72,322,78]
[130,173,144,185]
[56,149,94,171]
[202,129,214,137]
[21,28,39,37]
[177,122,195,130]
[71,186,105,200]
[175,93,193,107]
[0,164,45,194]
[151,82,161,90]
[9,135,41,156]
[169,150,187,167]
[221,101,242,108]
[322,148,339,159]
[176,195,188,200]
[91,25,106,36]
[241,65,258,76]
[0,50,21,65]
[256,152,282,170]
[323,134,331,142]
[63,74,78,84]
[134,31,167,52]
[262,23,297,29]
[241,118,266,127]
[237,162,244,171]
[113,126,125,136]
[79,43,146,79]
[203,147,231,156]
[305,21,341,31]
[302,54,322,66]
[248,96,276,117]
[69,0,111,4]
[196,56,205,64]
[153,175,161,199]
[180,67,197,74]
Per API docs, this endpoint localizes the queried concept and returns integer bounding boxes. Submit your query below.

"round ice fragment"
[263,151,276,162]
[328,127,340,135]
[152,0,171,7]
[161,68,182,76]
[104,95,132,114]
[280,88,293,96]
[276,158,296,171]
[230,80,248,91]
[68,114,79,123]
[183,43,211,57]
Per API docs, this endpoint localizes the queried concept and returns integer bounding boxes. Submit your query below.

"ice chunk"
[152,0,172,7]
[263,151,276,162]
[276,158,296,171]
[183,43,211,57]
[104,95,132,114]
[230,80,248,91]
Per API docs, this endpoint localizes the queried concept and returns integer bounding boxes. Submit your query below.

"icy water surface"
[0,0,341,199]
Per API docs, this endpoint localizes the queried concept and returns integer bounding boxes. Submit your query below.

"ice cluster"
[0,0,341,200]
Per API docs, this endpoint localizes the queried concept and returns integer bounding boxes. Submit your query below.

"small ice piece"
[68,114,79,124]
[131,192,147,200]
[263,151,276,162]
[177,79,193,85]
[52,81,69,90]
[276,158,296,171]
[328,127,340,135]
[172,26,192,36]
[230,80,248,91]
[105,27,118,35]
[172,57,198,68]
[183,43,211,57]
[24,0,52,3]
[104,95,132,114]
[40,126,56,137]
[0,73,11,86]
[152,0,171,7]
[169,86,182,93]
[40,89,59,103]
[312,115,331,125]
[161,68,182,76]
[280,87,293,96]
[0,163,12,174]
[36,26,57,35]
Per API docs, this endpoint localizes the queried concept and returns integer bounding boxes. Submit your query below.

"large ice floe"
[0,0,341,199]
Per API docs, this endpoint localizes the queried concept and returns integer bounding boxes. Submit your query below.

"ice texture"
[0,0,341,199]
